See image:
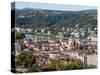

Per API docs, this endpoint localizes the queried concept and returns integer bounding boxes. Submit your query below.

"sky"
[13,1,97,11]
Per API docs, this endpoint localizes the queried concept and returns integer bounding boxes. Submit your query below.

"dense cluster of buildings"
[14,25,97,70]
[15,37,97,69]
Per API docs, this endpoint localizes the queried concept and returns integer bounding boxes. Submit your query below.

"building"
[15,27,21,32]
[15,42,21,51]
[67,38,80,50]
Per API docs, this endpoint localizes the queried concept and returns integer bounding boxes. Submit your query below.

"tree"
[28,64,42,72]
[15,31,25,39]
[50,59,83,70]
[16,51,36,68]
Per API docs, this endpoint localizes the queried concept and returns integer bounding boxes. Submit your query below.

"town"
[11,4,97,73]
[13,25,97,73]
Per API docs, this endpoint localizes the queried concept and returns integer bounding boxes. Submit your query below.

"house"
[87,35,97,45]
[26,28,32,32]
[49,53,60,59]
[15,42,21,51]
[42,44,49,50]
[15,27,21,32]
[67,38,80,50]
[47,30,51,35]
[71,30,79,38]
[35,28,47,33]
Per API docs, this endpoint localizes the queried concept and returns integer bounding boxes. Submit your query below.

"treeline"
[16,51,83,73]
[12,8,97,29]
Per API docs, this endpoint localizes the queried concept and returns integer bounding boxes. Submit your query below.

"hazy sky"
[14,1,97,11]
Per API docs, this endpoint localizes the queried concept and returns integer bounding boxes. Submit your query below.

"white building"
[26,28,32,32]
[15,27,21,32]
[87,35,97,45]
[15,42,21,51]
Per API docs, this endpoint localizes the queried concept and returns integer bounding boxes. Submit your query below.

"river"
[25,33,66,41]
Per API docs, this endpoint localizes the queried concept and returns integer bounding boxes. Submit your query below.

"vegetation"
[88,65,97,69]
[16,51,36,68]
[16,51,83,72]
[12,8,97,30]
[15,31,25,39]
[28,65,42,72]
[50,59,83,70]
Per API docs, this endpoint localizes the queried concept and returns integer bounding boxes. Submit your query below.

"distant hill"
[12,8,97,29]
